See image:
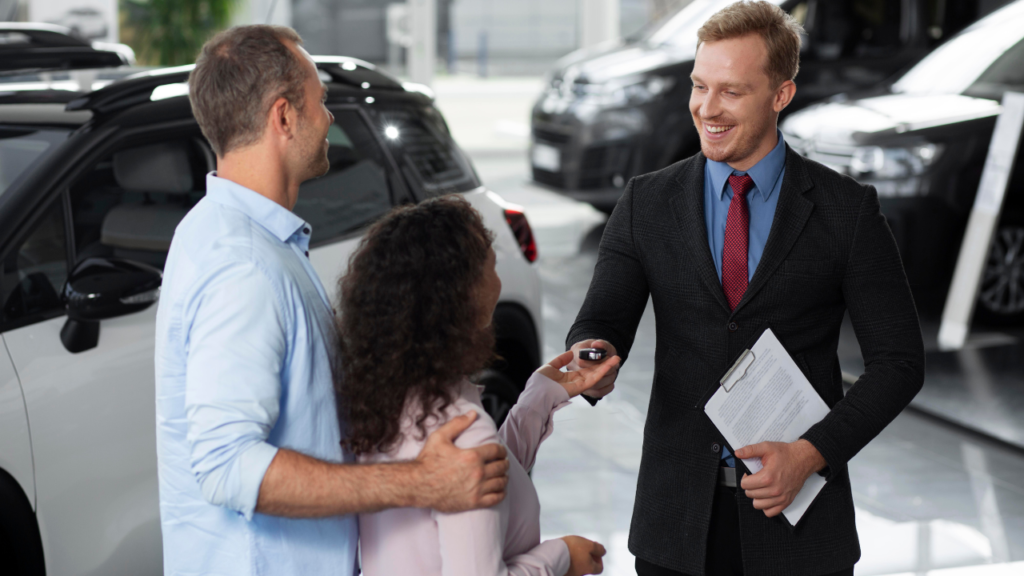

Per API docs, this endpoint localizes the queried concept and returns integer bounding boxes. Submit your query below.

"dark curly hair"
[337,195,497,456]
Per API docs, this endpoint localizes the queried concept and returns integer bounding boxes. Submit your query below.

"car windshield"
[645,0,785,49]
[892,1,1024,97]
[0,127,69,198]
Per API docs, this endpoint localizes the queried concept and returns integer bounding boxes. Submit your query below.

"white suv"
[0,35,542,576]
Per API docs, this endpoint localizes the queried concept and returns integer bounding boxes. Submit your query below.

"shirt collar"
[204,173,310,244]
[708,129,787,203]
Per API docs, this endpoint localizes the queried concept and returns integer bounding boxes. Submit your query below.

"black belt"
[718,466,738,488]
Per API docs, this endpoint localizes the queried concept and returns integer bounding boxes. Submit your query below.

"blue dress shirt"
[704,130,787,283]
[155,174,357,576]
[704,131,787,467]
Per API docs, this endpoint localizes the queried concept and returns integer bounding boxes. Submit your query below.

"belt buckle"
[718,466,738,488]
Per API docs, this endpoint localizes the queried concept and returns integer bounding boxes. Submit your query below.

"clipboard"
[702,328,830,527]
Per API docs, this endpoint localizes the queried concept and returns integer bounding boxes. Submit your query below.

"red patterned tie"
[722,174,755,311]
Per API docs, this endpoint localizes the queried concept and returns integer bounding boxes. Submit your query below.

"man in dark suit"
[566,2,925,575]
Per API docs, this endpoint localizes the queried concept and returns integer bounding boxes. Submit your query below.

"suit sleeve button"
[712,443,721,453]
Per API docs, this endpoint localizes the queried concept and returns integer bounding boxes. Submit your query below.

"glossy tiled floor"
[529,252,1024,576]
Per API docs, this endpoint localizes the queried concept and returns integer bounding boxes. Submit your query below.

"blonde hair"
[697,1,804,88]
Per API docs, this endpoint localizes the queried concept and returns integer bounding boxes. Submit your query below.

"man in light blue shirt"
[155,25,509,576]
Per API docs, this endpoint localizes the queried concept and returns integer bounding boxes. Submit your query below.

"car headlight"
[578,76,675,108]
[850,143,943,180]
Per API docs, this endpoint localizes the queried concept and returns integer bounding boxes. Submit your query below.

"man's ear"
[774,80,797,113]
[267,96,296,140]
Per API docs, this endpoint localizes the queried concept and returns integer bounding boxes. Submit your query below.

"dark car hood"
[782,93,1001,144]
[554,41,694,85]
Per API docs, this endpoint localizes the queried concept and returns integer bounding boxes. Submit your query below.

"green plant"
[120,0,237,66]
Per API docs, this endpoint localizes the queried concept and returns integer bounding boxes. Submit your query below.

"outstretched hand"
[537,350,621,398]
[566,339,621,399]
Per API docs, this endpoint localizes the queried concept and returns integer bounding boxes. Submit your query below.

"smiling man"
[566,2,925,575]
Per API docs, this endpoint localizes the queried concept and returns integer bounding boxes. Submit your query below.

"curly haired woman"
[337,195,618,576]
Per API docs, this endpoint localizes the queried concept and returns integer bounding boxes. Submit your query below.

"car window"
[965,37,1024,101]
[0,201,67,329]
[69,138,210,270]
[651,0,793,52]
[801,0,903,61]
[375,104,480,197]
[893,2,1024,96]
[293,109,394,245]
[0,127,69,199]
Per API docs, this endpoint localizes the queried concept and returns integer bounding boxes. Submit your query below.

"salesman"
[567,2,925,575]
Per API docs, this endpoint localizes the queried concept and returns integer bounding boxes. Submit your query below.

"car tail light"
[504,208,537,263]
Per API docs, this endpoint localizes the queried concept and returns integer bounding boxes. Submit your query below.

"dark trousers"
[635,486,854,576]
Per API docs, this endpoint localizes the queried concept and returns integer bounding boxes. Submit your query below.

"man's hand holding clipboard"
[704,328,829,526]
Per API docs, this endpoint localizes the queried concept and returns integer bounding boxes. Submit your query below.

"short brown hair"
[189,25,308,156]
[697,1,803,87]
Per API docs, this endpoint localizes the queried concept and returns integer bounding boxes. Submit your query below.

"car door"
[0,199,69,525]
[4,134,211,576]
[300,106,406,302]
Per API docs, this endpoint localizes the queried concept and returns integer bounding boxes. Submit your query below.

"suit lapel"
[669,154,731,313]
[732,147,815,315]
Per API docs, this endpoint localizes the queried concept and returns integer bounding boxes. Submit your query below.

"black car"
[531,0,1009,210]
[782,0,1024,324]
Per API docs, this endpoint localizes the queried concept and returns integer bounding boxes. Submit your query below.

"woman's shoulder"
[439,380,501,450]
[357,380,500,462]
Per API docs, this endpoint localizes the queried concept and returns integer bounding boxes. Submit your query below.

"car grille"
[579,143,632,189]
[532,167,566,188]
[532,127,571,145]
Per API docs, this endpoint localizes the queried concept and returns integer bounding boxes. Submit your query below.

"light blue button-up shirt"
[704,130,787,282]
[155,174,357,576]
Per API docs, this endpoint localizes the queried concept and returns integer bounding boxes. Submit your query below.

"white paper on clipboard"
[704,328,830,525]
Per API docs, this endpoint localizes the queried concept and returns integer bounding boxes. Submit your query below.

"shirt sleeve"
[432,410,571,576]
[181,260,287,520]
[499,373,571,473]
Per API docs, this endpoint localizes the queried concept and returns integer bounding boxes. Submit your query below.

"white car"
[0,33,543,576]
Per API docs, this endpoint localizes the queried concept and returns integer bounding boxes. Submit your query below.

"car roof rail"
[313,56,404,91]
[65,65,193,114]
[65,56,411,115]
[0,23,127,74]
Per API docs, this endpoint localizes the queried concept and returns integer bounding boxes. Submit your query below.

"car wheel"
[976,222,1024,326]
[0,470,45,576]
[476,369,521,428]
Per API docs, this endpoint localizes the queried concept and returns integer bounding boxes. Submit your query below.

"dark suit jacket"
[566,147,925,576]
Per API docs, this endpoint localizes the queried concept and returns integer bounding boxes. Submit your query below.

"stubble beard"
[298,121,331,182]
[696,105,776,166]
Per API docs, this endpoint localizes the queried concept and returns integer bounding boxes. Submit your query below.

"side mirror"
[60,258,162,353]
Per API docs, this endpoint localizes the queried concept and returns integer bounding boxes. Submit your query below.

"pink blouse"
[358,372,572,576]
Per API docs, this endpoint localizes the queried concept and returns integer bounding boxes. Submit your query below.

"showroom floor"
[436,75,1024,576]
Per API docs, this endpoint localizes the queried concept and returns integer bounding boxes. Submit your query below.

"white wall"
[451,0,654,60]
[27,0,118,42]
[231,0,293,26]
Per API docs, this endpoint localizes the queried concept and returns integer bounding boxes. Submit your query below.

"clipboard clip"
[720,349,755,393]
